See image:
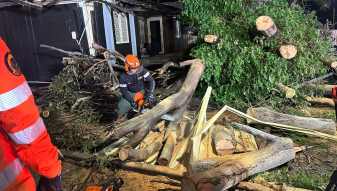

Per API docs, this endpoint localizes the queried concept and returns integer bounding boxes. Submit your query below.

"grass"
[255,167,332,190]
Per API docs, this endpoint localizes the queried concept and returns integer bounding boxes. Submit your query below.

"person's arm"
[119,75,135,104]
[0,38,61,179]
[143,69,155,97]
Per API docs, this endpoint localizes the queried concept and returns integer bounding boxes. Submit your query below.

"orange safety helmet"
[124,54,141,72]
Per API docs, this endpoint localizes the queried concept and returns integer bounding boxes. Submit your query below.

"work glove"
[145,94,156,107]
[37,175,62,191]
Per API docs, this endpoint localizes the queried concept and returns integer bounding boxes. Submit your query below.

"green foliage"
[183,0,333,109]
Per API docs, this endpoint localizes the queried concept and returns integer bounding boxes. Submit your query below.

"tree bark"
[256,16,278,37]
[238,181,275,191]
[305,96,335,107]
[247,107,336,135]
[277,83,296,98]
[119,141,163,161]
[107,59,204,145]
[279,45,297,59]
[182,123,295,191]
[115,161,185,179]
[158,131,177,165]
[211,125,235,155]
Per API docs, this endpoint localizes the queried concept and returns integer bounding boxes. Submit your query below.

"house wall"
[0,4,88,81]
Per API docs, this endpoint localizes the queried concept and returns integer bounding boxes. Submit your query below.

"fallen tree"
[247,107,336,135]
[101,59,204,149]
[182,123,295,191]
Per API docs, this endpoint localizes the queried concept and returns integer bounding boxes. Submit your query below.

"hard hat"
[124,54,141,72]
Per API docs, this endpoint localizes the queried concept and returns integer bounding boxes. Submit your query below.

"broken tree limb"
[279,45,297,59]
[303,84,336,95]
[247,107,336,135]
[106,59,204,144]
[297,72,335,88]
[211,125,235,155]
[182,123,295,191]
[277,83,296,98]
[119,140,163,161]
[305,96,335,107]
[256,16,278,37]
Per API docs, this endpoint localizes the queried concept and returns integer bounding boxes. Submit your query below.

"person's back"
[0,38,62,191]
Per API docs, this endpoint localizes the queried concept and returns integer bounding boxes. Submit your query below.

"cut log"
[119,141,163,161]
[169,138,189,169]
[158,131,177,165]
[277,83,296,98]
[116,162,185,179]
[256,16,278,37]
[106,59,204,146]
[234,129,259,153]
[279,45,297,59]
[305,96,335,107]
[238,181,275,191]
[182,123,295,191]
[211,125,235,155]
[247,107,336,135]
[204,35,219,44]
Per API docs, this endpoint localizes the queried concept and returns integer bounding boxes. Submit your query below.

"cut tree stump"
[182,123,295,191]
[204,35,219,44]
[256,16,278,37]
[279,45,297,59]
[277,83,296,98]
[211,125,235,155]
[247,107,336,135]
[305,96,335,107]
[105,59,204,147]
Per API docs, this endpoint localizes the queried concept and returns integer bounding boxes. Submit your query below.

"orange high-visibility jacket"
[0,38,61,191]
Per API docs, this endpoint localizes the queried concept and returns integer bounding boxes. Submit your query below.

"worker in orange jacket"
[0,38,62,191]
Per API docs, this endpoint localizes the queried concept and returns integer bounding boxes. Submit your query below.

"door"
[150,20,162,55]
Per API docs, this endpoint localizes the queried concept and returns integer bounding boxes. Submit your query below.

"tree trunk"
[182,123,295,191]
[256,16,278,37]
[279,45,297,59]
[305,96,335,107]
[119,141,163,161]
[277,83,296,98]
[107,59,204,145]
[211,125,235,155]
[247,107,336,135]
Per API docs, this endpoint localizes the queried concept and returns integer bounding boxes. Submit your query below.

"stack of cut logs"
[204,16,298,60]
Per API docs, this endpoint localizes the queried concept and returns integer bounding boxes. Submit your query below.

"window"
[113,12,129,44]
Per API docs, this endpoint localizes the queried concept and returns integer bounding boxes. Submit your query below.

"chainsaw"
[128,92,176,122]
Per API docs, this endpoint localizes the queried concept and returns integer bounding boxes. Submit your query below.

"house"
[0,0,195,81]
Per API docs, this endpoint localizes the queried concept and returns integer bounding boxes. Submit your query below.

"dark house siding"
[0,4,88,81]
